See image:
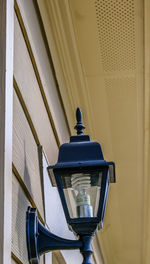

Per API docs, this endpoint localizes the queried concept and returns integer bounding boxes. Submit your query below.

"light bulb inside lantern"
[71,173,93,217]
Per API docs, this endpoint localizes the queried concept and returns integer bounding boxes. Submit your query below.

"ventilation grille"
[95,0,136,72]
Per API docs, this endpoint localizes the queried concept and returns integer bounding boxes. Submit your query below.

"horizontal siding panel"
[12,173,44,264]
[15,0,70,144]
[12,259,17,264]
[12,259,18,264]
[12,173,30,264]
[14,13,58,164]
[52,252,66,264]
[13,90,44,218]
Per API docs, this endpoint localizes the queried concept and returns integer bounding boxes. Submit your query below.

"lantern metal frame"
[26,108,116,264]
[53,166,110,235]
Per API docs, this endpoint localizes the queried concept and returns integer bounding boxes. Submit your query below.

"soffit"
[67,1,144,264]
[37,0,148,263]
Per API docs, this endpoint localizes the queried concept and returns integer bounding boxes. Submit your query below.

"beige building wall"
[11,0,71,263]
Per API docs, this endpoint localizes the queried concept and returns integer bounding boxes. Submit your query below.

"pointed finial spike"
[74,108,85,135]
[76,107,82,123]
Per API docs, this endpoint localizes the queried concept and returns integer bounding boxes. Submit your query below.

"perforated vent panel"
[95,0,136,72]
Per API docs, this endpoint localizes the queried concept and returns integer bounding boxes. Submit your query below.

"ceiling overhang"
[37,0,150,263]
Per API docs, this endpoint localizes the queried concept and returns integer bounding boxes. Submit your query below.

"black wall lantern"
[26,108,116,264]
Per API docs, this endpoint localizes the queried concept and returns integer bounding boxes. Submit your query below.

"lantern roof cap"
[48,134,115,182]
[48,108,115,183]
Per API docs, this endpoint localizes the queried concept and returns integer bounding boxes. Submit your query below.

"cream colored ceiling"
[38,0,150,263]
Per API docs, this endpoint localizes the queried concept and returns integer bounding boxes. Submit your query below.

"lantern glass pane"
[61,170,103,218]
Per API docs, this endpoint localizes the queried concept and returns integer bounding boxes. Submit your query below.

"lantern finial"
[74,108,85,135]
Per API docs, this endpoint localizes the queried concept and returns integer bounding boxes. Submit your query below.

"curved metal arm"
[26,207,93,264]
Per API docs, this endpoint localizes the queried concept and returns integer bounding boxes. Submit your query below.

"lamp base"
[80,235,93,264]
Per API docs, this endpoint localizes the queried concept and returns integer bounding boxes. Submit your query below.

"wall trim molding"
[37,0,95,136]
[142,0,150,263]
[33,0,71,138]
[0,1,14,263]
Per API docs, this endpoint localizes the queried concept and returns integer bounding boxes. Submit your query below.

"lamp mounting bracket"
[26,207,93,264]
